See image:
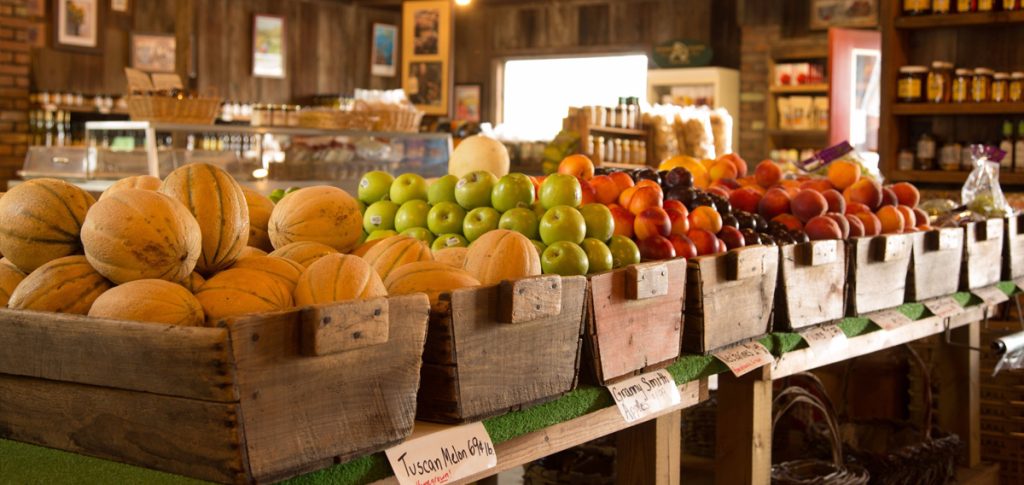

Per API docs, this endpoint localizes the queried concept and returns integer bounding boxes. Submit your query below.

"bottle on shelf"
[1000,120,1014,171]
[1016,121,1024,173]
[934,0,953,13]
[916,132,936,170]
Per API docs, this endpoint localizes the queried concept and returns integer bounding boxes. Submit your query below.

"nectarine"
[608,204,635,238]
[558,154,595,180]
[609,171,635,193]
[772,214,804,232]
[666,207,690,236]
[758,188,792,220]
[634,207,672,240]
[805,215,843,241]
[687,228,720,256]
[729,187,763,214]
[754,161,782,188]
[792,189,828,223]
[590,175,620,205]
[891,182,920,208]
[876,206,905,234]
[843,179,883,210]
[826,160,860,190]
[689,206,724,234]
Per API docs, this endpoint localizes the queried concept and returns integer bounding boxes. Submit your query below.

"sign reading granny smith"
[652,39,713,68]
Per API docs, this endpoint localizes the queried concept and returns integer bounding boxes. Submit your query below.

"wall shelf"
[892,102,1024,116]
[769,84,828,94]
[894,10,1024,29]
[588,126,648,137]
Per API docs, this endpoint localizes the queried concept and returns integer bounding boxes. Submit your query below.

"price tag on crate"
[385,422,497,485]
[1015,278,1024,293]
[923,296,962,319]
[798,324,848,355]
[713,341,774,378]
[974,286,1009,306]
[867,309,913,330]
[607,369,681,424]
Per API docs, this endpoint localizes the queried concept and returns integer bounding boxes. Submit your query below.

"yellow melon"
[179,271,205,293]
[195,268,293,322]
[0,178,95,273]
[268,186,362,252]
[384,261,480,308]
[160,163,250,275]
[361,236,433,281]
[0,262,25,306]
[230,255,304,292]
[269,241,339,267]
[100,175,162,200]
[0,258,16,270]
[350,238,383,257]
[433,247,468,268]
[8,256,112,314]
[463,229,542,286]
[294,254,387,306]
[237,246,267,260]
[448,135,510,178]
[81,189,201,284]
[88,279,204,326]
[242,187,275,251]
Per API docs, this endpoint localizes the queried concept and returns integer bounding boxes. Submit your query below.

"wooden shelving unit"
[765,36,830,155]
[768,83,828,95]
[565,108,655,169]
[894,9,1024,29]
[33,103,129,116]
[892,102,1024,116]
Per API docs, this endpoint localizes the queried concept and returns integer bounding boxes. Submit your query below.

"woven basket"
[367,107,423,133]
[522,438,615,485]
[126,95,221,125]
[681,390,717,458]
[297,109,377,131]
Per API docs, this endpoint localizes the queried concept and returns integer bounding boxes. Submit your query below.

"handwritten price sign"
[713,341,774,377]
[798,324,848,355]
[974,286,1009,306]
[923,296,961,319]
[867,309,913,330]
[607,369,681,423]
[385,422,497,485]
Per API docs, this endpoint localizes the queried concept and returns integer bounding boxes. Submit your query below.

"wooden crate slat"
[963,220,1004,290]
[847,235,913,315]
[775,241,847,331]
[1004,215,1024,280]
[908,229,964,301]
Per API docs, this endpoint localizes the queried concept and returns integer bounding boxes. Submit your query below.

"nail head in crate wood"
[0,294,431,484]
[775,240,847,331]
[962,218,1004,290]
[1004,214,1024,280]
[846,234,913,316]
[907,228,965,301]
[684,245,779,354]
[417,275,588,423]
[584,259,686,385]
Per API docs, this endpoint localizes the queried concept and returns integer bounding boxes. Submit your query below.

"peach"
[853,212,882,236]
[800,179,835,193]
[880,187,898,207]
[843,179,883,210]
[579,177,597,205]
[827,160,860,190]
[557,154,595,180]
[687,228,720,256]
[664,199,686,213]
[626,186,664,216]
[666,207,690,236]
[729,187,763,214]
[718,153,748,178]
[635,179,661,191]
[772,214,804,232]
[891,182,921,208]
[876,206,905,234]
[754,161,782,188]
[758,188,792,220]
[845,214,865,238]
[805,215,843,241]
[689,206,723,234]
[668,234,698,259]
[913,207,929,227]
[590,175,620,205]
[824,213,850,239]
[609,171,635,193]
[846,202,871,215]
[709,160,738,181]
[634,207,672,240]
[896,205,916,232]
[608,204,635,238]
[792,189,828,223]
[706,186,731,199]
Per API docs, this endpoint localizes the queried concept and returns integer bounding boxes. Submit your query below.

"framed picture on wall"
[131,33,176,73]
[453,84,481,123]
[252,14,286,78]
[371,23,398,78]
[402,0,451,116]
[53,0,102,51]
[809,0,878,30]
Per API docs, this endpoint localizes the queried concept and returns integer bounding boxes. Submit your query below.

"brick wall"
[0,0,30,189]
[738,24,780,162]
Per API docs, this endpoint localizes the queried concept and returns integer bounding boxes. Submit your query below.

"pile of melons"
[0,163,543,327]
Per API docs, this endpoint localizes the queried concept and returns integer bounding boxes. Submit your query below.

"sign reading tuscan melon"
[651,39,713,68]
[385,422,497,485]
[607,369,681,423]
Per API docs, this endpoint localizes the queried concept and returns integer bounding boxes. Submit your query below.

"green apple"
[608,235,641,269]
[390,173,429,204]
[539,173,582,210]
[431,233,469,251]
[532,202,548,219]
[366,229,398,241]
[358,170,394,204]
[580,238,613,274]
[530,239,547,257]
[491,173,536,212]
[395,200,431,233]
[539,205,586,245]
[541,241,589,276]
[427,201,466,236]
[454,171,498,210]
[463,207,500,242]
[498,207,540,240]
[428,174,459,205]
[401,227,435,245]
[363,200,399,233]
[579,203,614,242]
[356,199,367,216]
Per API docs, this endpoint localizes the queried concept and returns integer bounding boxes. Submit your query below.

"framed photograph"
[130,33,176,73]
[371,23,398,78]
[53,0,101,51]
[402,0,451,116]
[810,0,878,30]
[454,84,481,123]
[252,14,286,78]
[110,0,128,13]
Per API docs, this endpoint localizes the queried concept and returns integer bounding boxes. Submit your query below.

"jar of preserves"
[940,142,961,171]
[958,0,977,11]
[933,0,953,12]
[1010,72,1024,102]
[992,73,1010,102]
[978,0,995,10]
[903,0,932,13]
[898,149,915,171]
[952,69,972,102]
[927,61,954,103]
[898,66,928,102]
[972,68,994,102]
[917,133,937,170]
[1004,0,1022,10]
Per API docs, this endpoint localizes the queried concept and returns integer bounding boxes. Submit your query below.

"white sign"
[385,422,497,485]
[923,296,961,319]
[974,286,1009,306]
[713,341,774,377]
[867,309,913,330]
[798,324,848,354]
[607,369,681,423]
[1014,278,1024,293]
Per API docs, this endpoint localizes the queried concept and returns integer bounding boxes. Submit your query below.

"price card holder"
[867,309,913,330]
[798,324,848,355]
[712,341,774,378]
[607,369,681,424]
[385,422,497,485]
[923,296,961,319]
[974,286,1010,306]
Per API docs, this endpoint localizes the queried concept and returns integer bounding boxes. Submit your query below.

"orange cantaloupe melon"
[195,268,293,322]
[433,247,468,268]
[269,241,338,267]
[463,229,542,286]
[8,255,112,314]
[81,189,201,284]
[0,178,95,273]
[237,246,267,260]
[88,279,204,326]
[350,238,383,257]
[0,262,25,306]
[361,236,433,281]
[160,163,250,275]
[294,254,387,306]
[242,187,275,251]
[179,271,205,293]
[230,255,304,292]
[0,258,17,270]
[384,261,479,308]
[100,175,162,200]
[268,186,362,252]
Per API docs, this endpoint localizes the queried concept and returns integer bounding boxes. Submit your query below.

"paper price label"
[713,341,774,377]
[974,286,1009,306]
[798,325,848,354]
[923,296,961,319]
[867,309,913,330]
[385,422,497,485]
[607,369,681,423]
[1014,278,1024,292]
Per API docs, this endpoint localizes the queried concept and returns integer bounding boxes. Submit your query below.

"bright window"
[500,54,648,140]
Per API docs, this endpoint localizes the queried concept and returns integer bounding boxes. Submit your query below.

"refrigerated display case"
[646,67,740,143]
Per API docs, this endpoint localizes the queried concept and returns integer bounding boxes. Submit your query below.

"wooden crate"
[774,240,847,331]
[906,228,965,301]
[1004,214,1024,280]
[846,234,913,315]
[0,295,431,484]
[583,259,687,385]
[683,245,779,354]
[417,275,587,423]
[962,219,1004,290]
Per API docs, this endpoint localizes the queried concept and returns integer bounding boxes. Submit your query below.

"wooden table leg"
[933,320,981,467]
[715,367,772,485]
[616,411,682,485]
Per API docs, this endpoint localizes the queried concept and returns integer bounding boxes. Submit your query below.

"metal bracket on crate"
[942,318,986,353]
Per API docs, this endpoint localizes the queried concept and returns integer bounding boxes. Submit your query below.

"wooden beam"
[715,366,772,485]
[935,321,982,467]
[616,411,682,485]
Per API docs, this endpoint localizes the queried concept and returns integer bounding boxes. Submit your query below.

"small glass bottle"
[1009,72,1024,102]
[939,142,961,171]
[903,0,932,14]
[916,133,936,170]
[933,0,953,12]
[972,68,994,103]
[992,73,1010,102]
[594,136,605,163]
[952,69,972,103]
[606,105,617,129]
[958,0,977,11]
[898,149,915,171]
[1004,0,1022,9]
[927,61,954,103]
[898,66,928,102]
[978,0,995,10]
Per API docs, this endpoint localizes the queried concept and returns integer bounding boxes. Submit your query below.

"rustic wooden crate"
[683,245,779,354]
[417,275,587,423]
[962,219,1004,290]
[1003,214,1024,280]
[846,234,913,315]
[906,228,965,301]
[583,259,687,385]
[774,240,847,331]
[0,294,430,484]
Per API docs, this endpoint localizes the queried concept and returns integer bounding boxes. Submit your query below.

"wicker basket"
[297,109,378,131]
[681,390,717,458]
[523,438,615,485]
[367,107,424,133]
[126,95,221,125]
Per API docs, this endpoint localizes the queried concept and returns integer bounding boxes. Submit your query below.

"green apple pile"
[357,170,641,276]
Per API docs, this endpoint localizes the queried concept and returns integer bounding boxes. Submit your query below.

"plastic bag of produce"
[673,107,715,160]
[709,108,733,156]
[961,145,1012,218]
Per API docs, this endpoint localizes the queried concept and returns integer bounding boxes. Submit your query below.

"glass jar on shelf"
[903,0,932,14]
[933,0,953,12]
[1004,0,1022,9]
[927,61,954,103]
[972,68,994,103]
[978,0,995,10]
[898,149,915,171]
[1010,72,1024,102]
[992,73,1010,102]
[939,142,961,171]
[916,133,936,170]
[898,66,928,103]
[952,69,972,103]
[958,0,977,11]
